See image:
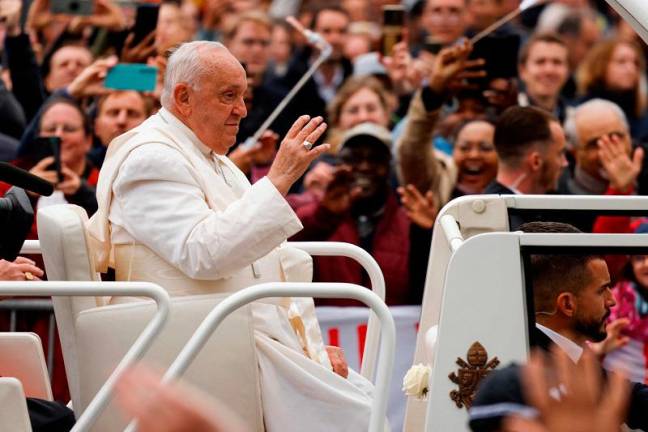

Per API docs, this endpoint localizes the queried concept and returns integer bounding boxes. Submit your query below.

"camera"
[0,162,54,260]
[0,187,34,261]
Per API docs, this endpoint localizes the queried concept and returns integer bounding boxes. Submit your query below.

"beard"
[573,309,610,342]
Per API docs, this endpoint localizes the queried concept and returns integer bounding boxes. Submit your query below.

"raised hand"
[397,184,437,229]
[67,55,118,99]
[267,115,330,195]
[382,41,423,95]
[68,0,126,32]
[115,366,247,432]
[56,165,81,195]
[121,31,157,64]
[320,166,361,215]
[598,133,643,192]
[427,39,485,95]
[29,156,58,185]
[503,347,630,432]
[589,318,630,358]
[303,161,335,199]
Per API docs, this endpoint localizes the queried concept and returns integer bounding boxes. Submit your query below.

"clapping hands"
[598,132,643,192]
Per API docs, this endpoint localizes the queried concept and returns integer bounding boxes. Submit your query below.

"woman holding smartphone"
[27,97,99,216]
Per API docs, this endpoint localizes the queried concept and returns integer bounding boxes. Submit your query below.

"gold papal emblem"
[448,341,500,409]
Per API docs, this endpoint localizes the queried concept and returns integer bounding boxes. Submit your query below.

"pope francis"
[86,41,377,430]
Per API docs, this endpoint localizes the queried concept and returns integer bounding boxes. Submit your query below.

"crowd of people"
[2,0,648,430]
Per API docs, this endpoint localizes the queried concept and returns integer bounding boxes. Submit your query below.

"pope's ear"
[173,83,192,115]
[556,292,576,318]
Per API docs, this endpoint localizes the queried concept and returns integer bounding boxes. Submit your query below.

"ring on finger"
[24,272,34,281]
[303,140,313,151]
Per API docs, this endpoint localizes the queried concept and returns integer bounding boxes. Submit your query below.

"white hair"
[160,40,226,108]
[564,98,629,149]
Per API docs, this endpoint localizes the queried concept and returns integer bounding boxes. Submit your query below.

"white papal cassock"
[86,108,377,431]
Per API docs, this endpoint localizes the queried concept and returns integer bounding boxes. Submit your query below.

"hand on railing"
[0,257,43,282]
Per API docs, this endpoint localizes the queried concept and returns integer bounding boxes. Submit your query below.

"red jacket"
[293,193,412,306]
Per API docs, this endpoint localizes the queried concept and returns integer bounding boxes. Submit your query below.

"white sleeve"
[111,144,303,279]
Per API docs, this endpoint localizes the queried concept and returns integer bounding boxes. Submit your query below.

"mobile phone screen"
[132,4,159,45]
[105,63,158,92]
[33,136,62,183]
[381,5,404,56]
[49,0,93,16]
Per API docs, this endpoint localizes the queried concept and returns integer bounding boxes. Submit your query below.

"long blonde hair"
[576,38,647,116]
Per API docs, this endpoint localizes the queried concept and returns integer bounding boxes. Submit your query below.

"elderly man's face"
[184,50,248,154]
[422,0,467,45]
[575,108,631,182]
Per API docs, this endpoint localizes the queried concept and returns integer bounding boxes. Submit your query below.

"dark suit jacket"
[469,327,648,431]
[482,181,597,232]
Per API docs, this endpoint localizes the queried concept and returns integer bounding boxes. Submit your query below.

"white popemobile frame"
[0,281,171,432]
[403,195,648,431]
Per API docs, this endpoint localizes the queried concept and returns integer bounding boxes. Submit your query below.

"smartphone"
[381,5,405,57]
[470,34,521,81]
[105,63,158,92]
[49,0,93,16]
[32,136,62,183]
[422,38,444,55]
[132,3,159,46]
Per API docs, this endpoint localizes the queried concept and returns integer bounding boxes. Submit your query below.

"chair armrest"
[287,241,385,380]
[0,377,32,432]
[0,332,52,400]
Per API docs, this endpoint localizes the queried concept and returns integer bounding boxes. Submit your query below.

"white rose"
[402,363,431,399]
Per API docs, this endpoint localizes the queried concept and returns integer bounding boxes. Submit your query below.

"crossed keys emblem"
[448,341,500,409]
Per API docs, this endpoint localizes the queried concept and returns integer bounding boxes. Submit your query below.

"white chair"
[0,377,32,432]
[0,332,52,400]
[36,205,389,431]
[404,194,648,431]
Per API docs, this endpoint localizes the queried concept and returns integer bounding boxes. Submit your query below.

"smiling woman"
[451,119,497,196]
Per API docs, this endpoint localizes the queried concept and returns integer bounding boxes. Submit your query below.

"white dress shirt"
[536,323,583,363]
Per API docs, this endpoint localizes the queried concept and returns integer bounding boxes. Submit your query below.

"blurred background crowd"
[2,0,648,401]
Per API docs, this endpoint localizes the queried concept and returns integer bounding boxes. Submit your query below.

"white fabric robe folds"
[86,109,375,431]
